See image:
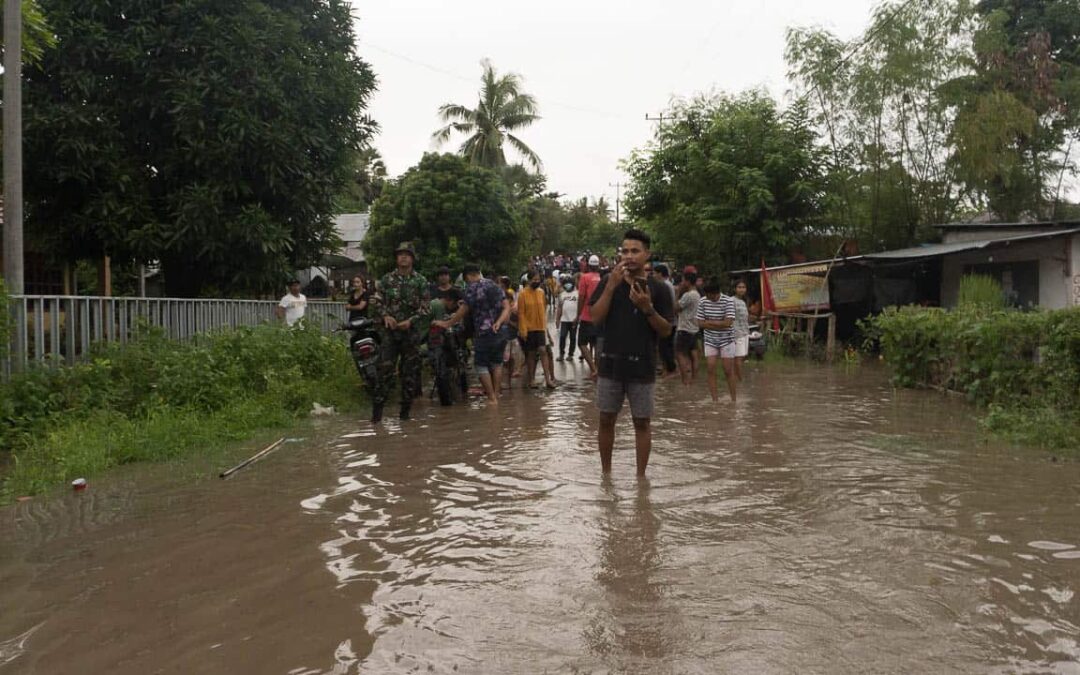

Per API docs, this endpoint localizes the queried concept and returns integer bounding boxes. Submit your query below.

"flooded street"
[2,360,1079,674]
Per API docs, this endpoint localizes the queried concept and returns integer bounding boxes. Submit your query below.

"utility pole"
[3,0,24,294]
[645,112,686,151]
[608,181,623,226]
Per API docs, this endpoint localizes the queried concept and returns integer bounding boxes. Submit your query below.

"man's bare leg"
[478,372,498,403]
[490,364,504,399]
[632,417,652,476]
[598,411,617,472]
[583,344,598,378]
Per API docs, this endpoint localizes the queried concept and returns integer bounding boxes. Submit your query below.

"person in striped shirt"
[695,278,737,402]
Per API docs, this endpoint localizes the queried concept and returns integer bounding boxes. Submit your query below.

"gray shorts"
[596,377,655,419]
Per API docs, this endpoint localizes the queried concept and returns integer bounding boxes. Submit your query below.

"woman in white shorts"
[731,279,751,381]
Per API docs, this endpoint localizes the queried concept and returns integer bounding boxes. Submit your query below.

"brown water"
[2,361,1079,674]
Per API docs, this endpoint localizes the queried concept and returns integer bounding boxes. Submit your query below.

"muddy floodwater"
[2,361,1079,674]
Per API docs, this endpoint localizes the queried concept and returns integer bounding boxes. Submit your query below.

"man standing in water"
[674,271,701,384]
[588,229,674,476]
[370,242,430,422]
[434,264,512,404]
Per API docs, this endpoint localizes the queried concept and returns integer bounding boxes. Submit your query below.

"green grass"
[0,322,366,503]
[981,405,1080,456]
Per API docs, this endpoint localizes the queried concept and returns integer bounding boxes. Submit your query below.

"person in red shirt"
[576,255,602,377]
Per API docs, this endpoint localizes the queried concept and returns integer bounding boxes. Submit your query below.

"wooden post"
[826,313,836,362]
[97,255,112,297]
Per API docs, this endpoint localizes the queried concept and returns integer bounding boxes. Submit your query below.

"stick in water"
[219,437,286,479]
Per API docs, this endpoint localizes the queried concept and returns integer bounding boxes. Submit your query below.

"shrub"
[870,305,1080,452]
[0,322,361,499]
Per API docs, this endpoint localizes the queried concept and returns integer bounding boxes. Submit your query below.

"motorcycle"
[428,322,470,406]
[343,317,381,387]
[425,321,468,406]
[747,323,768,360]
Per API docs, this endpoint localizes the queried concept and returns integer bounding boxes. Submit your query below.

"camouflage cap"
[394,241,417,260]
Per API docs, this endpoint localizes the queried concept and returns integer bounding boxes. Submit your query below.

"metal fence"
[4,295,348,374]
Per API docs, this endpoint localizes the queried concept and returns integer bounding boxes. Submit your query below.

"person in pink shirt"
[576,255,602,377]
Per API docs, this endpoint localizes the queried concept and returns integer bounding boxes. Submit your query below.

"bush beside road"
[868,305,1080,454]
[0,323,361,502]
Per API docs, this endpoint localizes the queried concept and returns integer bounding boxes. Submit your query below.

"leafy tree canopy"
[623,91,824,276]
[24,0,377,296]
[786,0,971,249]
[948,0,1080,219]
[337,146,387,213]
[364,153,527,279]
[0,0,55,66]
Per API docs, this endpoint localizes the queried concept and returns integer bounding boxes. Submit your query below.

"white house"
[934,222,1080,309]
[334,212,370,262]
[297,212,371,296]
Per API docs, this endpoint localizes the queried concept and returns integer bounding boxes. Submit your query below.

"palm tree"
[433,60,542,171]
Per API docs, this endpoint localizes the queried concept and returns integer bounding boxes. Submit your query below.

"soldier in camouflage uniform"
[368,242,430,422]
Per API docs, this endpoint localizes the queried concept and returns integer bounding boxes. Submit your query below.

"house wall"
[940,235,1075,309]
[334,213,370,261]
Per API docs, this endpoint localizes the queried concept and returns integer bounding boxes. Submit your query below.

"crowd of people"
[282,233,758,476]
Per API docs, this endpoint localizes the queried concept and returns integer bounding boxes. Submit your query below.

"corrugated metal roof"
[861,228,1080,260]
[728,227,1079,274]
[935,219,1080,229]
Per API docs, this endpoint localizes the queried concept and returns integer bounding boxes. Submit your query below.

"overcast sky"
[349,0,883,204]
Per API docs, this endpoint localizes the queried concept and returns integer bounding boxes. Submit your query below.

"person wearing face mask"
[517,269,557,389]
[555,275,579,362]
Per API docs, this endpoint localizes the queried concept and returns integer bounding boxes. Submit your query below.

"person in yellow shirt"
[518,270,557,389]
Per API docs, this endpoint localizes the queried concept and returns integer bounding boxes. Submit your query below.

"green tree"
[23,0,377,296]
[522,193,566,255]
[623,91,824,275]
[947,0,1080,219]
[337,146,387,212]
[365,153,526,278]
[0,0,55,66]
[432,60,542,171]
[786,0,972,249]
[559,197,620,253]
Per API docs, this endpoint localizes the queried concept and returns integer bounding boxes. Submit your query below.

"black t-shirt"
[347,289,371,321]
[589,275,674,383]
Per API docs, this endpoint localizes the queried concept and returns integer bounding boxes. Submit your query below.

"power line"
[363,41,635,120]
[643,0,927,135]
